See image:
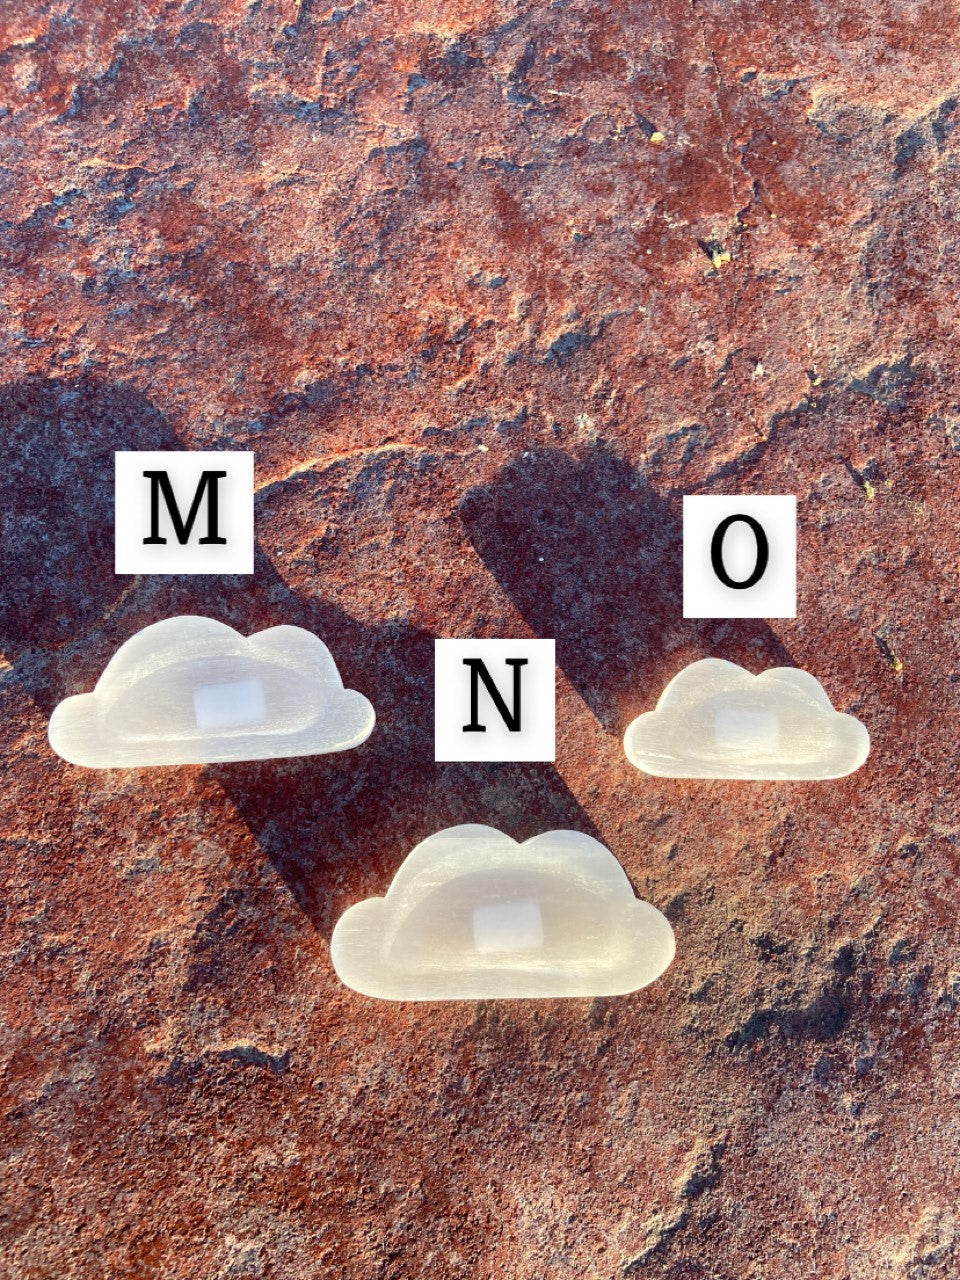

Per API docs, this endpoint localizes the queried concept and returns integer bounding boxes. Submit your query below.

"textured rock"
[1,1,959,1277]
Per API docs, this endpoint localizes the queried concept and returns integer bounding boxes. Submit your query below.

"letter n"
[462,658,528,732]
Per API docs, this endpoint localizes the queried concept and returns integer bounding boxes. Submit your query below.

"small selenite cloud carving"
[623,659,869,780]
[48,616,375,767]
[331,824,675,1000]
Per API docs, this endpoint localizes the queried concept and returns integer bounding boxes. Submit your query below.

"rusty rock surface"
[1,0,959,1277]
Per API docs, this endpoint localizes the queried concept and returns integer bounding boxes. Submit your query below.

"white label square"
[713,706,780,753]
[434,638,556,762]
[683,495,796,618]
[115,451,254,575]
[472,899,545,954]
[193,679,267,732]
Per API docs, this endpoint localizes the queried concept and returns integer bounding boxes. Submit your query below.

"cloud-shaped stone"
[624,658,869,779]
[331,824,675,1000]
[48,616,375,767]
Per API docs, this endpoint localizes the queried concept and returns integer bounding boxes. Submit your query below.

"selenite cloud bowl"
[331,824,675,1001]
[623,658,869,780]
[48,616,375,767]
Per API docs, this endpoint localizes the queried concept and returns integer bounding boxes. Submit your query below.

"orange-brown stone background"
[2,0,959,1276]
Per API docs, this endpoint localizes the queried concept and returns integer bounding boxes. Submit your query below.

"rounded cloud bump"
[331,824,675,1001]
[48,615,375,767]
[624,658,870,780]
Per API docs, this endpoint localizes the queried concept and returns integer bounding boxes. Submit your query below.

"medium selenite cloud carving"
[48,616,375,767]
[331,824,676,1000]
[623,658,870,780]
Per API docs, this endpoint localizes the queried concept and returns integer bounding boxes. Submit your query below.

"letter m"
[142,470,228,545]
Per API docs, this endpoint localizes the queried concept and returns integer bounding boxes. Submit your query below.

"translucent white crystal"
[48,616,375,767]
[624,658,869,780]
[331,824,675,1001]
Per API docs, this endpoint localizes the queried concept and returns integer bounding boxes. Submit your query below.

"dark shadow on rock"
[0,388,600,934]
[459,443,795,730]
[208,581,604,937]
[0,375,181,658]
[0,375,307,717]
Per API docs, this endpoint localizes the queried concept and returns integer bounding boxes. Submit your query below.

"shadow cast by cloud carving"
[459,442,794,730]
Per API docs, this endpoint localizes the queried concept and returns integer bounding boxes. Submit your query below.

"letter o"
[710,514,769,589]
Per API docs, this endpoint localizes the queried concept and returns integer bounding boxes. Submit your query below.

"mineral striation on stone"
[331,824,675,1000]
[48,616,375,767]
